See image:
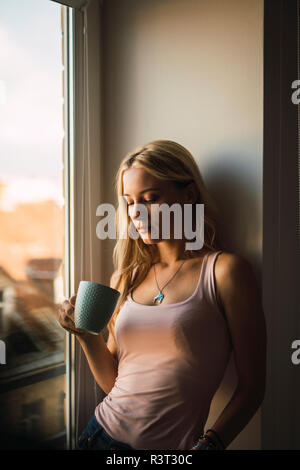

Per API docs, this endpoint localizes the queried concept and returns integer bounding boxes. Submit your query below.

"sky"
[0,0,64,209]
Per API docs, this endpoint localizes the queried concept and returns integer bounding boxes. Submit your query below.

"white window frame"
[61,0,106,449]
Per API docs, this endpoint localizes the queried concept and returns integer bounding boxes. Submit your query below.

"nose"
[131,204,140,219]
[130,203,149,224]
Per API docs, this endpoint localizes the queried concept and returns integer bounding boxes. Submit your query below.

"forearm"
[77,333,118,395]
[203,385,265,449]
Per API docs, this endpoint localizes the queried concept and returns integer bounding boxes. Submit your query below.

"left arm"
[193,252,267,450]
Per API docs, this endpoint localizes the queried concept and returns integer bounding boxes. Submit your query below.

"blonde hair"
[107,139,221,344]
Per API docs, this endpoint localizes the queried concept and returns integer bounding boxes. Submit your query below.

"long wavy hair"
[107,139,221,345]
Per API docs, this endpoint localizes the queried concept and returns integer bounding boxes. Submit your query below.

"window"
[0,0,67,449]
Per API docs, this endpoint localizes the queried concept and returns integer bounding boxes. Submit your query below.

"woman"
[58,139,266,450]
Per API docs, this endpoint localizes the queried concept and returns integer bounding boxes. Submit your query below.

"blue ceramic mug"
[74,280,120,334]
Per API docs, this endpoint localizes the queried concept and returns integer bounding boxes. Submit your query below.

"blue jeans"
[76,414,135,450]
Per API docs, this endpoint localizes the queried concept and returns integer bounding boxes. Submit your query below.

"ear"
[184,181,198,204]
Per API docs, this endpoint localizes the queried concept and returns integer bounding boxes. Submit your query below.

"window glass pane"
[0,0,66,449]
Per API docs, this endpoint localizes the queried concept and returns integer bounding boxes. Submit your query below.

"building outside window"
[0,0,67,449]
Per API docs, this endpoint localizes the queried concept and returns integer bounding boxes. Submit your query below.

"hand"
[57,294,89,340]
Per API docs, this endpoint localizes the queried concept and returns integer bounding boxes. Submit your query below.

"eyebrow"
[123,187,160,196]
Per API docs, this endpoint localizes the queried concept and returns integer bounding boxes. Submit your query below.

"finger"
[63,326,77,335]
[57,306,66,321]
[64,325,86,336]
[58,307,75,328]
[62,300,73,313]
[66,304,74,317]
[64,314,76,328]
[62,313,85,334]
[60,318,77,333]
[57,307,85,334]
[61,301,74,319]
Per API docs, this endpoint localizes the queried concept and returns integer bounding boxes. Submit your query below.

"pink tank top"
[94,250,232,450]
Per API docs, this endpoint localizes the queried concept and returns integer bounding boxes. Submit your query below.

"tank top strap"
[199,250,224,316]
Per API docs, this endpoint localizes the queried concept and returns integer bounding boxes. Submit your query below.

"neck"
[154,240,190,267]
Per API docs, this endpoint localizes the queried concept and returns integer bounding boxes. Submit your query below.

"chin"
[140,234,161,244]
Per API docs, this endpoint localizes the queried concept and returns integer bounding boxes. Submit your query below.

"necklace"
[153,259,186,304]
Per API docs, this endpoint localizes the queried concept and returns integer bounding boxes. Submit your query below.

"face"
[122,167,196,245]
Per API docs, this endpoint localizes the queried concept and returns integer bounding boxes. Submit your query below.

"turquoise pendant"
[153,292,164,304]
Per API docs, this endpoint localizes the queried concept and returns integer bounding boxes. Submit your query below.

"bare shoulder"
[214,250,253,277]
[214,251,260,308]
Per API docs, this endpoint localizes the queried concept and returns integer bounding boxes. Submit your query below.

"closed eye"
[127,199,157,206]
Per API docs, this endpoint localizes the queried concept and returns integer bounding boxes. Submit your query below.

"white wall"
[102,0,263,449]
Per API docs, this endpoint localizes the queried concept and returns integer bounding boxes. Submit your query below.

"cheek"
[149,207,167,239]
[127,206,134,219]
[128,205,151,222]
[148,205,161,227]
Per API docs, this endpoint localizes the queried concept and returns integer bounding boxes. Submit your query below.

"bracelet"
[192,436,217,450]
[205,429,225,450]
